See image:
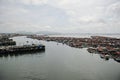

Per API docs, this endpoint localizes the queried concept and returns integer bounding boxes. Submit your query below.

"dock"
[0,35,45,55]
[0,44,45,54]
[0,35,16,46]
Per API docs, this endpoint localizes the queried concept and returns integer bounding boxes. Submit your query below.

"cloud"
[0,0,120,33]
[47,0,120,25]
[19,0,48,5]
[0,6,28,16]
[0,21,54,33]
[0,0,48,5]
[106,2,120,20]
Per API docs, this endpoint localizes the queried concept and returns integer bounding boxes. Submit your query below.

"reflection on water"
[87,48,120,63]
[99,53,120,63]
[0,50,45,58]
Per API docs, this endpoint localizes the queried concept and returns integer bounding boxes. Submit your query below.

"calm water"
[0,36,120,80]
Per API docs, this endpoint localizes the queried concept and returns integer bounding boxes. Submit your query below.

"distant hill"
[36,31,61,35]
[16,31,61,35]
[16,31,34,34]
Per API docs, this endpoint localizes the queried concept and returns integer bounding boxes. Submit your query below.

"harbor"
[27,35,120,48]
[1,0,120,79]
[28,35,120,50]
[0,36,120,80]
[0,35,45,55]
[0,35,16,46]
[28,35,120,62]
[0,44,45,54]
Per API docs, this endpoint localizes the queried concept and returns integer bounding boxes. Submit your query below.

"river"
[0,36,120,80]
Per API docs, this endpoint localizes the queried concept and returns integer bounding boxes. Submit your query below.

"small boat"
[87,47,97,53]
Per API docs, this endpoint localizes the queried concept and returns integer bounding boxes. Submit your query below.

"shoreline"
[28,35,120,62]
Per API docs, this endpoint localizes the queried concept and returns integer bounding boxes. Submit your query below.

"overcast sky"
[0,0,120,33]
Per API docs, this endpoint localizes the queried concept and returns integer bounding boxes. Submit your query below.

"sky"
[0,0,120,33]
